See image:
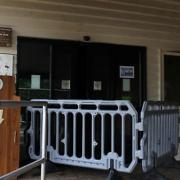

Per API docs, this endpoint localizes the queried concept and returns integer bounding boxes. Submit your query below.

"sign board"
[120,66,134,78]
[0,54,13,76]
[0,27,12,47]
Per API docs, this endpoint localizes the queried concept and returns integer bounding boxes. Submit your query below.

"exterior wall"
[0,0,180,100]
[147,48,161,100]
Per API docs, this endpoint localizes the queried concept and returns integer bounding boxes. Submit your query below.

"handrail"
[0,100,48,180]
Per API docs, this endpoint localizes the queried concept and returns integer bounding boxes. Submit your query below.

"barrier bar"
[27,99,139,173]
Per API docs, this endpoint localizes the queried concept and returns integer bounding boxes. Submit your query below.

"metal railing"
[140,101,179,172]
[27,99,142,173]
[26,99,180,177]
[0,100,48,180]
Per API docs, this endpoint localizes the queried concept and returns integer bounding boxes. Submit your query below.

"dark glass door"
[51,41,79,99]
[83,43,113,100]
[17,37,146,109]
[164,54,180,104]
[17,38,51,100]
[112,46,145,109]
[78,44,146,109]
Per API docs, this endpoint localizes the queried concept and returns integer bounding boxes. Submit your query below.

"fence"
[28,99,143,173]
[27,100,180,176]
[0,100,47,180]
[140,101,179,172]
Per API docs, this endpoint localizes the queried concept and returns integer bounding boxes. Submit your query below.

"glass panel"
[164,55,180,102]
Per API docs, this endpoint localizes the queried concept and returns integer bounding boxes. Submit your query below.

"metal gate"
[140,101,179,172]
[27,100,180,174]
[27,99,142,173]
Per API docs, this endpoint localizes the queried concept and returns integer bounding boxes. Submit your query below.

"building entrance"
[17,37,146,164]
[17,37,146,109]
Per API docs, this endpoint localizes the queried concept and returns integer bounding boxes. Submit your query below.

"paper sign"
[61,80,71,90]
[31,75,40,89]
[0,54,13,76]
[93,81,102,91]
[0,109,4,125]
[123,79,130,92]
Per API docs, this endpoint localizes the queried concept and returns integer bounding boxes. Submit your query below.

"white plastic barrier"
[140,101,179,172]
[27,100,180,175]
[28,99,142,173]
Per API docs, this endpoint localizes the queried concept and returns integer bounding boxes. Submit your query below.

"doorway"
[17,37,146,109]
[163,52,180,160]
[17,37,147,164]
[163,52,180,103]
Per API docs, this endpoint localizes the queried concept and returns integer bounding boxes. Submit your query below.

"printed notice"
[61,80,71,90]
[31,75,40,89]
[122,79,130,92]
[120,66,134,78]
[93,81,102,91]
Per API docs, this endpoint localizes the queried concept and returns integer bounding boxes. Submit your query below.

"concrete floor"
[18,163,180,180]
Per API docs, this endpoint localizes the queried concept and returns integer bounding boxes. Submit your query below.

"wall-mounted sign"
[0,54,13,76]
[61,80,71,90]
[122,79,131,92]
[120,66,134,78]
[93,81,102,91]
[31,75,40,89]
[0,27,12,47]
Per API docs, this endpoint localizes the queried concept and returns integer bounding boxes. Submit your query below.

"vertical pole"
[111,116,114,153]
[73,113,76,157]
[121,115,125,167]
[101,114,104,156]
[82,114,85,158]
[41,105,47,180]
[49,45,53,99]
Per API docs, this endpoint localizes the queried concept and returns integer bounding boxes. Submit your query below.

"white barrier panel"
[28,100,142,173]
[140,101,179,172]
[27,108,42,160]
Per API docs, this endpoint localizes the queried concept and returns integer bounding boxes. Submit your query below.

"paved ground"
[18,162,180,180]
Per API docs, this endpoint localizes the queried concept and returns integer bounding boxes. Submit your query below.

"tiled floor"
[18,163,180,180]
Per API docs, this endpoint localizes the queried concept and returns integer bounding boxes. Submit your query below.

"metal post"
[41,105,47,180]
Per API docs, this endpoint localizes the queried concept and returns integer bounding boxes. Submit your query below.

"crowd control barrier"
[27,99,142,173]
[0,100,47,180]
[27,100,180,177]
[140,101,179,172]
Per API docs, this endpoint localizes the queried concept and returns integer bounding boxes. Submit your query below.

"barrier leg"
[107,169,122,180]
[107,160,122,180]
